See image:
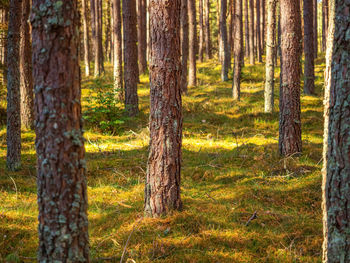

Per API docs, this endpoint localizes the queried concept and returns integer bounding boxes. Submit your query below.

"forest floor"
[0,57,325,262]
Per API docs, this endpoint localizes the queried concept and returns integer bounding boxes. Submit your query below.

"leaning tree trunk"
[256,0,262,62]
[181,0,189,93]
[205,0,212,59]
[278,0,302,156]
[303,0,315,95]
[264,0,277,113]
[123,0,139,116]
[188,0,197,86]
[322,0,350,261]
[220,0,229,81]
[20,0,34,130]
[137,0,147,74]
[82,0,90,76]
[31,0,89,261]
[232,0,243,100]
[249,0,255,64]
[6,0,22,171]
[199,0,204,62]
[112,0,123,101]
[145,0,182,218]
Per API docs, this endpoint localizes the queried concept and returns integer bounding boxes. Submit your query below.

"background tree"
[31,0,89,260]
[279,0,302,156]
[205,0,212,59]
[322,0,328,52]
[256,0,262,62]
[145,0,182,217]
[82,0,90,76]
[112,0,123,100]
[138,0,147,74]
[303,0,315,94]
[232,0,243,100]
[199,0,204,62]
[6,0,22,171]
[181,0,189,93]
[220,0,229,81]
[188,0,197,86]
[313,0,317,58]
[244,0,249,58]
[249,0,255,64]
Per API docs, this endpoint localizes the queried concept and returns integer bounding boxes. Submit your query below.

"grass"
[0,56,326,262]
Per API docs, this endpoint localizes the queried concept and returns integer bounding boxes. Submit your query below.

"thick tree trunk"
[145,0,182,218]
[199,0,204,62]
[322,0,328,52]
[205,0,212,59]
[31,1,89,261]
[249,0,255,64]
[123,0,139,116]
[313,0,317,58]
[244,0,249,58]
[278,0,302,156]
[256,0,262,62]
[322,0,350,261]
[264,0,276,113]
[6,0,22,171]
[138,0,147,74]
[82,0,90,76]
[20,0,34,130]
[112,0,123,101]
[232,0,243,100]
[220,0,229,81]
[303,0,315,94]
[188,0,197,86]
[181,0,189,93]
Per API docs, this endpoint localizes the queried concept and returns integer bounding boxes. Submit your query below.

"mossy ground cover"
[0,57,325,262]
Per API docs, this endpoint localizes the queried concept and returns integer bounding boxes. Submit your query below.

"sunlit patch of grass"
[0,55,325,262]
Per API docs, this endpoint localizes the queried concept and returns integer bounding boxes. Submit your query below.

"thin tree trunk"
[278,0,302,156]
[261,0,265,50]
[138,0,147,74]
[264,0,276,113]
[145,0,182,218]
[249,0,255,64]
[220,0,229,81]
[232,0,243,100]
[112,0,123,101]
[82,0,90,76]
[322,0,328,52]
[199,0,204,62]
[6,0,22,171]
[20,0,34,130]
[188,0,197,86]
[105,0,112,62]
[303,0,315,94]
[205,0,212,59]
[98,0,104,72]
[256,0,262,62]
[244,0,249,57]
[313,0,317,58]
[31,1,89,261]
[123,0,139,116]
[181,0,189,93]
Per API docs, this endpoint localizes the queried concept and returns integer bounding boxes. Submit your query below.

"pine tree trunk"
[123,0,139,116]
[20,0,34,130]
[249,0,255,64]
[303,0,315,95]
[278,0,302,156]
[205,0,212,59]
[220,0,229,81]
[105,0,112,62]
[145,0,182,218]
[244,0,250,58]
[31,1,89,261]
[261,0,265,50]
[232,0,243,100]
[6,0,22,171]
[97,0,104,72]
[112,0,123,101]
[82,0,90,76]
[313,0,317,58]
[181,0,189,93]
[256,0,262,62]
[199,0,204,62]
[188,0,197,86]
[322,0,328,52]
[322,0,350,261]
[138,0,147,74]
[264,0,276,113]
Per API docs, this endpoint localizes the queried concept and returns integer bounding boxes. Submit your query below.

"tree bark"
[91,0,103,76]
[112,0,123,101]
[322,0,328,52]
[249,0,255,64]
[220,0,229,81]
[205,0,212,59]
[137,0,147,74]
[303,0,315,95]
[6,0,22,171]
[145,0,182,218]
[313,0,317,58]
[261,0,265,50]
[199,0,204,62]
[31,0,89,261]
[278,0,302,156]
[188,0,197,86]
[264,0,276,113]
[256,0,262,62]
[232,0,243,100]
[105,0,112,62]
[20,0,34,130]
[123,0,139,116]
[82,0,90,76]
[244,0,250,58]
[181,0,189,93]
[322,0,350,261]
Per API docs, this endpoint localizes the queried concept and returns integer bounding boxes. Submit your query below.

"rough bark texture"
[256,0,262,62]
[31,0,89,261]
[188,0,197,86]
[20,0,34,130]
[205,0,212,59]
[232,0,243,100]
[145,0,182,218]
[138,0,147,74]
[322,0,329,52]
[244,0,249,57]
[303,0,315,95]
[181,0,189,93]
[199,0,204,62]
[278,0,302,156]
[6,0,22,171]
[82,0,90,76]
[112,0,123,101]
[220,0,229,81]
[322,0,350,261]
[123,0,139,116]
[249,0,255,64]
[264,0,276,113]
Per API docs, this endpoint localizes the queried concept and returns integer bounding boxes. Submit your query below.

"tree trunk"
[256,0,262,62]
[264,0,277,113]
[205,0,212,59]
[244,0,249,58]
[91,0,103,76]
[145,0,182,218]
[138,0,147,74]
[105,0,112,62]
[322,0,350,261]
[112,0,123,101]
[6,0,22,171]
[303,0,315,94]
[31,1,89,261]
[313,0,317,58]
[188,0,197,86]
[20,0,34,130]
[123,0,139,116]
[249,0,255,64]
[98,0,104,72]
[199,0,204,62]
[82,0,90,76]
[322,0,328,52]
[278,0,302,156]
[232,0,243,100]
[181,0,189,93]
[261,0,265,50]
[220,0,229,81]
